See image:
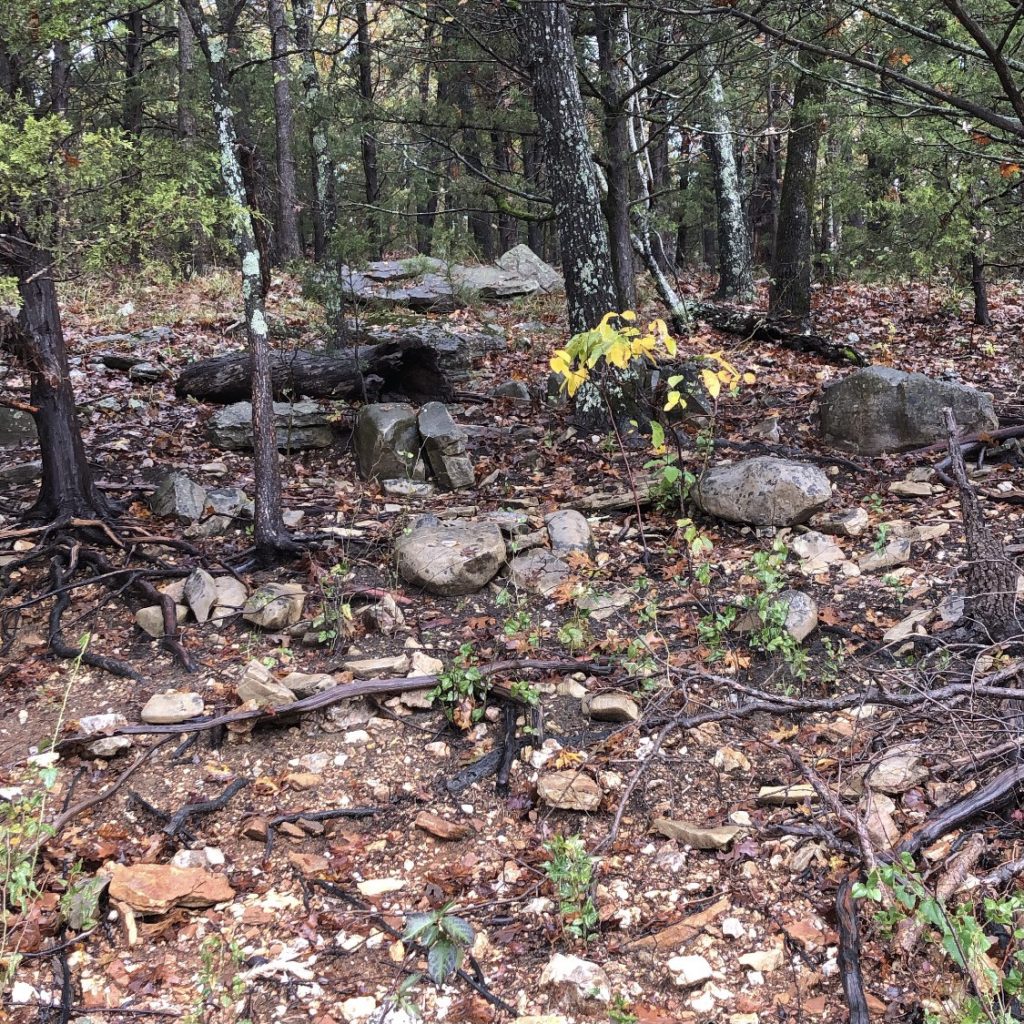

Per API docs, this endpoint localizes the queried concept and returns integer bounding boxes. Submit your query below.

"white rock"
[539,952,610,1003]
[668,953,713,988]
[738,948,784,973]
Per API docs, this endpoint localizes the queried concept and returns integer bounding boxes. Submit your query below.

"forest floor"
[2,270,1024,1024]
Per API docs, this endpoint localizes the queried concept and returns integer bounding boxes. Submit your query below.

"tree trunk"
[705,70,754,301]
[522,134,545,256]
[355,1,383,258]
[492,131,518,253]
[971,251,991,326]
[595,3,637,311]
[751,76,782,266]
[770,63,826,323]
[122,8,144,268]
[292,0,333,260]
[182,0,292,564]
[268,0,301,262]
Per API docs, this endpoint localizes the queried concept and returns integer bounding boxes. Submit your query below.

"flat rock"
[395,521,505,596]
[208,400,334,450]
[734,590,818,642]
[544,509,594,557]
[790,531,845,574]
[821,366,998,455]
[809,507,870,538]
[739,948,784,973]
[654,817,741,851]
[108,863,233,914]
[494,380,531,401]
[508,549,570,596]
[0,407,37,445]
[354,403,424,481]
[882,608,932,642]
[574,589,631,622]
[537,771,602,811]
[859,538,912,572]
[667,954,713,989]
[279,671,335,697]
[890,480,935,498]
[0,459,41,485]
[382,479,435,498]
[205,486,252,518]
[693,457,831,526]
[539,953,610,1005]
[494,244,564,294]
[584,691,640,723]
[237,661,297,706]
[214,576,248,610]
[417,402,474,490]
[242,583,306,629]
[344,655,410,678]
[757,783,817,806]
[858,743,929,794]
[135,604,188,638]
[140,691,203,724]
[414,811,472,841]
[150,473,206,521]
[184,568,218,623]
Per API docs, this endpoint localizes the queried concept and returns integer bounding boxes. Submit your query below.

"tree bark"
[122,8,145,268]
[705,70,754,301]
[268,0,301,261]
[182,0,292,564]
[770,62,826,323]
[355,1,383,259]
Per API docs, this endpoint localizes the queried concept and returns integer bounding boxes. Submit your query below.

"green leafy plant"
[557,613,591,655]
[873,522,892,553]
[882,573,909,606]
[402,902,475,985]
[609,994,639,1024]
[312,563,352,647]
[429,644,487,727]
[182,933,251,1024]
[542,834,599,943]
[866,492,885,516]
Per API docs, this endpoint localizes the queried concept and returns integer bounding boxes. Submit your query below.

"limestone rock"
[739,948,784,973]
[140,691,204,725]
[494,244,565,294]
[208,400,334,450]
[584,690,640,723]
[395,522,505,596]
[494,380,531,402]
[417,402,474,490]
[791,532,845,574]
[859,743,929,794]
[859,538,911,572]
[108,863,233,913]
[80,712,132,758]
[381,479,435,498]
[184,568,218,624]
[654,818,741,851]
[0,407,37,445]
[539,953,610,1005]
[537,771,602,812]
[414,811,472,841]
[734,590,818,643]
[213,576,248,611]
[344,655,410,678]
[354,403,424,481]
[508,549,570,596]
[280,671,335,697]
[135,604,188,638]
[150,473,206,521]
[237,661,297,706]
[242,583,306,630]
[693,458,831,526]
[810,507,870,538]
[205,486,253,519]
[667,954,713,989]
[821,366,998,455]
[544,509,594,557]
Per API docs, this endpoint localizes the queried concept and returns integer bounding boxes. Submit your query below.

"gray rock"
[0,460,41,485]
[537,772,602,812]
[382,479,435,498]
[344,655,410,678]
[363,322,507,376]
[150,473,207,522]
[184,569,218,624]
[539,953,610,1006]
[450,264,541,300]
[213,576,248,610]
[481,510,531,536]
[0,408,37,446]
[208,400,334,451]
[206,486,253,519]
[99,352,147,371]
[810,507,870,538]
[395,522,505,596]
[242,583,306,630]
[135,604,188,638]
[279,671,335,697]
[494,244,565,294]
[128,362,167,383]
[584,691,640,723]
[820,366,998,455]
[494,380,531,402]
[140,691,204,724]
[80,712,133,757]
[418,402,474,490]
[859,537,912,572]
[694,457,832,526]
[508,549,570,596]
[354,403,425,481]
[734,590,818,642]
[545,509,594,557]
[236,661,297,706]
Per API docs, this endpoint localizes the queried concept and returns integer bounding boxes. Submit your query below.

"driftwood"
[174,342,453,405]
[688,301,868,366]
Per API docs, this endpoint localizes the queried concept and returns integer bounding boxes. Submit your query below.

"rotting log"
[174,343,453,405]
[688,301,868,366]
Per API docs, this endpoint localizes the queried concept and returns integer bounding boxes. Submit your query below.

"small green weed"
[542,834,599,943]
[402,902,475,984]
[429,644,487,727]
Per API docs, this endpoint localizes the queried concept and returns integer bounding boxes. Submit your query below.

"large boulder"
[150,473,206,522]
[208,400,334,451]
[494,244,564,294]
[694,457,831,526]
[354,403,425,481]
[450,265,541,300]
[395,522,505,596]
[417,402,474,490]
[820,366,998,455]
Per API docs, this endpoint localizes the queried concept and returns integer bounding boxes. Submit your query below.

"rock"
[417,402,475,490]
[208,400,334,450]
[150,473,206,521]
[0,459,42,485]
[183,569,218,624]
[140,691,203,724]
[889,480,935,498]
[757,783,817,806]
[654,818,741,851]
[693,458,831,526]
[667,954,713,988]
[108,863,233,914]
[859,538,911,572]
[508,549,570,596]
[820,366,998,455]
[135,605,188,638]
[241,817,270,840]
[0,407,37,445]
[80,713,132,759]
[494,380,531,402]
[809,507,870,538]
[344,655,410,678]
[751,415,781,443]
[205,486,253,519]
[539,953,610,1005]
[790,531,845,574]
[537,771,602,811]
[584,691,640,723]
[395,521,505,596]
[87,735,134,758]
[862,790,900,849]
[360,595,406,634]
[409,650,444,676]
[414,811,472,841]
[382,479,435,498]
[242,583,306,629]
[172,848,225,870]
[339,996,377,1023]
[713,745,752,773]
[237,661,297,706]
[213,576,248,611]
[453,264,542,300]
[279,671,335,697]
[882,608,932,642]
[354,403,425,481]
[739,949,784,973]
[859,743,929,794]
[494,244,565,294]
[575,589,631,622]
[544,510,594,557]
[128,362,166,383]
[363,321,507,375]
[356,877,406,896]
[734,590,818,643]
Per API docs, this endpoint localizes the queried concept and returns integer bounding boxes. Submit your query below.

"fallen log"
[174,342,453,405]
[688,301,869,367]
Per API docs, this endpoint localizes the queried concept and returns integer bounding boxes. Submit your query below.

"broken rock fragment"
[108,863,234,914]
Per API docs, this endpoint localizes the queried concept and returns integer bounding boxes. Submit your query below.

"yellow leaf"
[742,372,756,384]
[701,368,722,400]
[620,310,637,322]
[664,391,686,412]
[664,335,677,357]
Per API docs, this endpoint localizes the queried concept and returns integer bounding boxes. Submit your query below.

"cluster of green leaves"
[182,934,251,1024]
[429,643,487,727]
[311,563,352,647]
[855,853,1024,1024]
[542,834,599,943]
[402,902,475,985]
